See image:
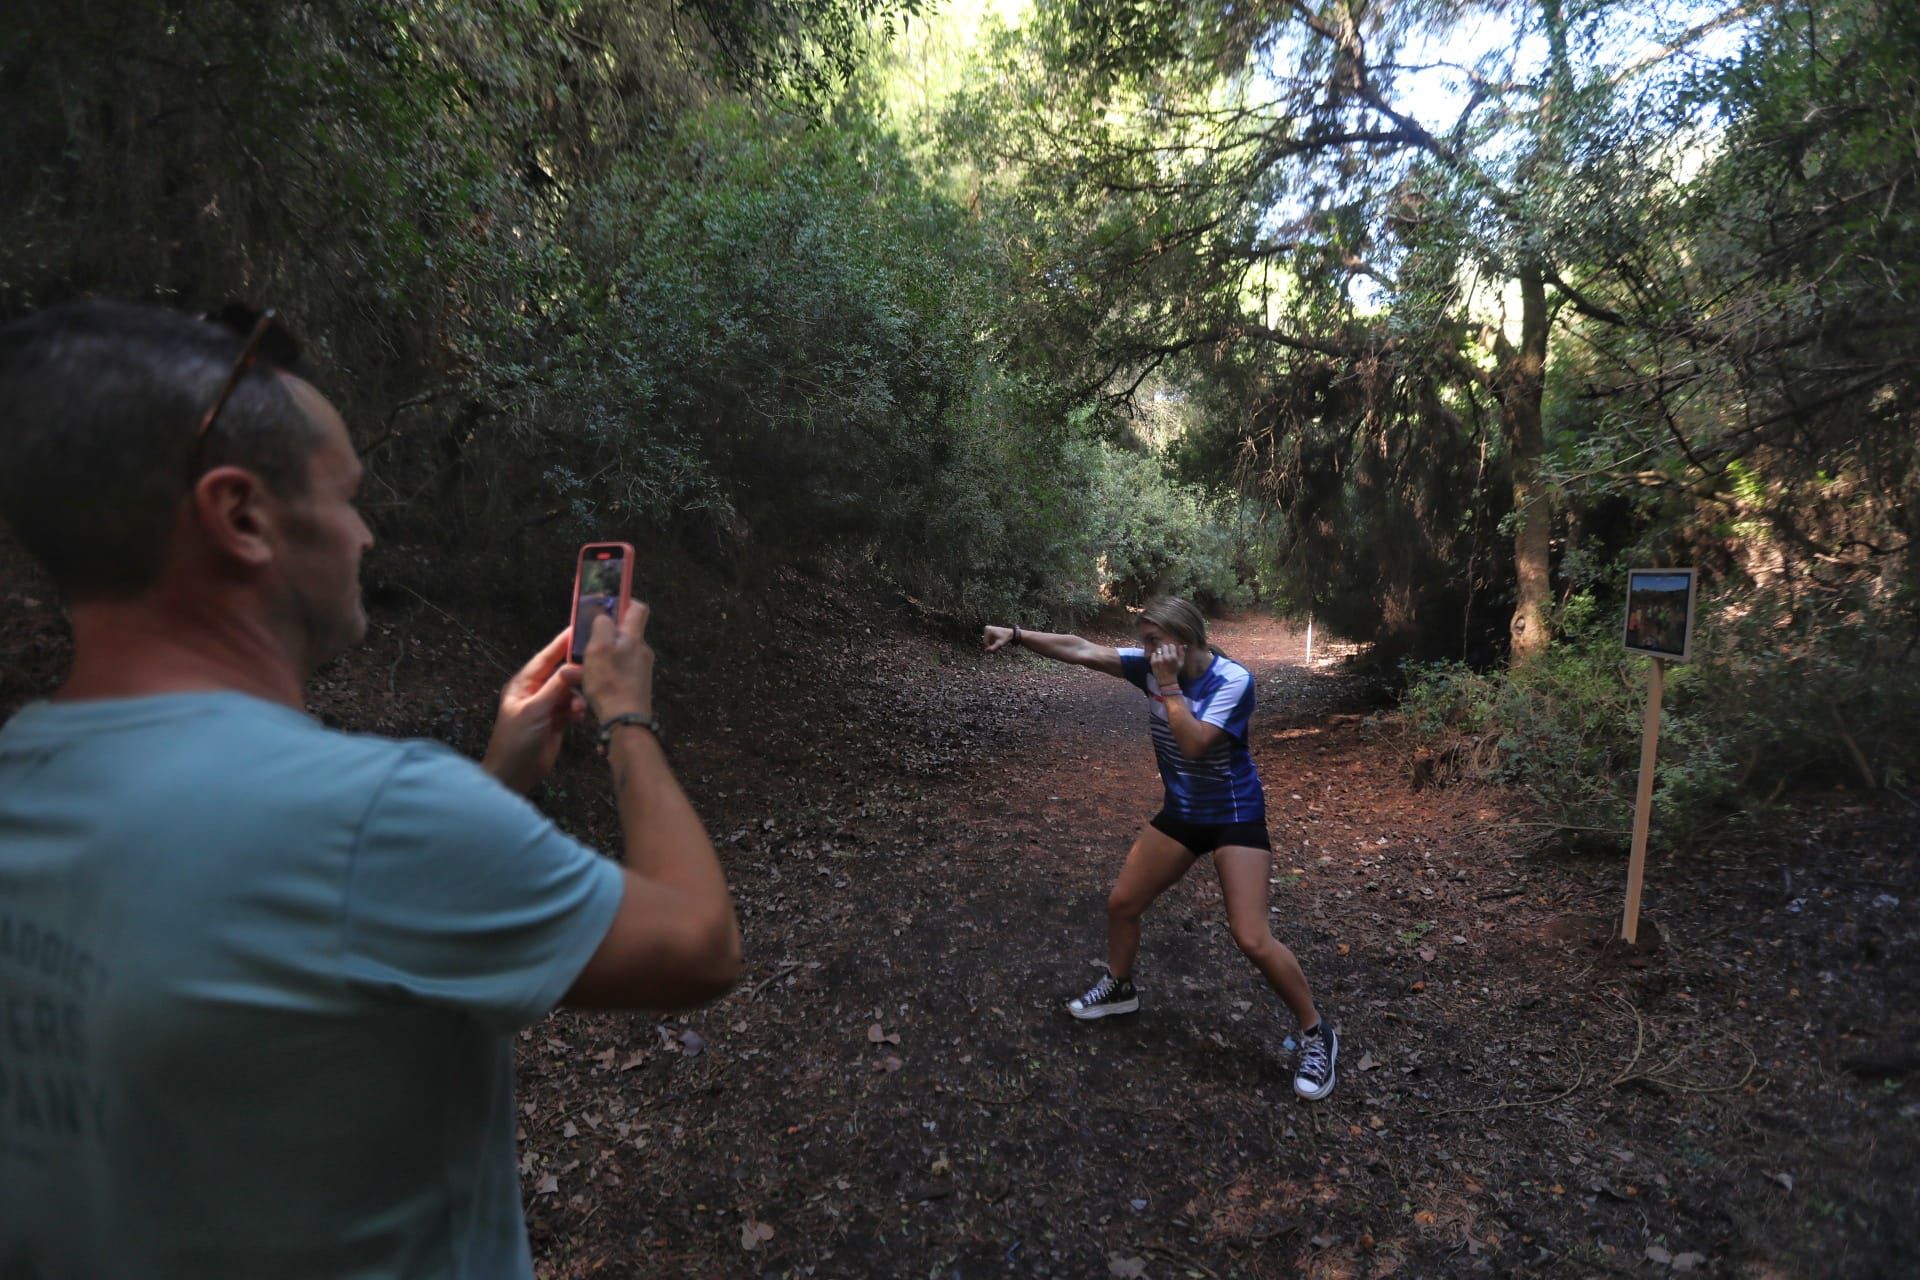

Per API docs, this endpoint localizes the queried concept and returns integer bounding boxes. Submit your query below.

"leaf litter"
[137,573,1910,1280]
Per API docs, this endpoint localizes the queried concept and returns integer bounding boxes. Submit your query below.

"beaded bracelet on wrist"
[598,710,664,750]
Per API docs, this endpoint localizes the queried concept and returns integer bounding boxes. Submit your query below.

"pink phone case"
[568,542,635,662]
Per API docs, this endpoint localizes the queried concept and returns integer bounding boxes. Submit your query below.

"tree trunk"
[1496,0,1576,668]
[1505,267,1552,666]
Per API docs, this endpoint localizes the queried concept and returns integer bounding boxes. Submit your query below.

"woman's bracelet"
[1011,624,1022,646]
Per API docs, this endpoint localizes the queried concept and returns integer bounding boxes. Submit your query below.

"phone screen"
[569,545,628,663]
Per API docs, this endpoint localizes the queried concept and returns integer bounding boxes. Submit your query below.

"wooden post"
[1305,614,1315,665]
[1622,657,1665,944]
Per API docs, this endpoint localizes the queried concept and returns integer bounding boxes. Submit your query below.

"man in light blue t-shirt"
[0,301,742,1278]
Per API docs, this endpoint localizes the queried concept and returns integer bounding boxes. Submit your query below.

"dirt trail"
[512,610,1916,1279]
[517,615,1418,1274]
[4,560,1911,1278]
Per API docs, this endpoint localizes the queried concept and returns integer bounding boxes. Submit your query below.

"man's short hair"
[0,300,326,600]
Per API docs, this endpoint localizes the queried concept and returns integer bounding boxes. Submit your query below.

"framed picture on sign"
[1623,568,1698,663]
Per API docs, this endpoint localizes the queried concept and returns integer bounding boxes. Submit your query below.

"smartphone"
[567,542,635,664]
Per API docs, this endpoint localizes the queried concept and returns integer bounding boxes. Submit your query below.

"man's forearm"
[607,727,732,911]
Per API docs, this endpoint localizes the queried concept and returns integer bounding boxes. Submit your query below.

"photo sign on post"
[1624,569,1698,663]
[1619,568,1698,944]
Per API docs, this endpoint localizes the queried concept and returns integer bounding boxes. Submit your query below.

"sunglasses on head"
[195,304,303,441]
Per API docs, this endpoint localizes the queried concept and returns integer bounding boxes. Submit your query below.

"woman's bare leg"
[1214,845,1320,1029]
[1105,824,1197,978]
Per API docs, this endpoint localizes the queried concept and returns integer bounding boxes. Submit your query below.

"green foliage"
[2,0,1267,633]
[7,0,1909,793]
[937,0,1632,658]
[937,0,1918,679]
[1080,444,1266,611]
[681,0,930,106]
[882,378,1108,624]
[1553,0,1920,625]
[473,99,1253,623]
[1685,595,1920,797]
[1398,596,1737,851]
[548,104,985,541]
[1397,586,1920,851]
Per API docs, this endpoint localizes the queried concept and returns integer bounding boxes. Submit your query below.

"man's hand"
[1149,642,1185,688]
[581,599,655,724]
[565,595,740,1012]
[982,625,1015,653]
[482,628,586,795]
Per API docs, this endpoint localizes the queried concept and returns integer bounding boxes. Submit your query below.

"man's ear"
[190,465,279,570]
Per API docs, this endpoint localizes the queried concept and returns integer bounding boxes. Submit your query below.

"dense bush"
[0,2,1261,636]
[436,102,1253,626]
[1080,443,1272,612]
[1398,598,1730,851]
[1397,590,1920,851]
[1685,596,1920,798]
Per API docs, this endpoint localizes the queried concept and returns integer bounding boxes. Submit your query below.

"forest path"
[7,553,1908,1277]
[505,609,1915,1279]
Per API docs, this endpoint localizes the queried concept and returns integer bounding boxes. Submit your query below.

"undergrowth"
[1394,591,1919,850]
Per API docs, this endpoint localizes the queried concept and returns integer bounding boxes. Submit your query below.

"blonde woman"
[982,596,1337,1100]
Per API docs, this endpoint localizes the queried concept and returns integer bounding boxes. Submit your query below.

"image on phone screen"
[570,552,626,663]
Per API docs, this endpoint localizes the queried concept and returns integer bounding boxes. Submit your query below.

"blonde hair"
[1139,596,1217,654]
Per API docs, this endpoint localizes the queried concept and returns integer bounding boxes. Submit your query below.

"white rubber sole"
[1067,997,1140,1020]
[1292,1028,1339,1100]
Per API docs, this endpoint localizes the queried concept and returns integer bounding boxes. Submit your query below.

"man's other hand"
[581,600,655,724]
[482,628,585,794]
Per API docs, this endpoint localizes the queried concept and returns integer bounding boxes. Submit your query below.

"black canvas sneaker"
[1293,1023,1338,1100]
[1067,969,1140,1020]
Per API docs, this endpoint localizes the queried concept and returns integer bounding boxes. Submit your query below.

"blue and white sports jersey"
[1117,648,1266,823]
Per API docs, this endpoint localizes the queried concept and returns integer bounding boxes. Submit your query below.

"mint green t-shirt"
[0,693,624,1279]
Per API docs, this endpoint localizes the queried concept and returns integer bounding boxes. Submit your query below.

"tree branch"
[1609,4,1760,87]
[1544,265,1632,328]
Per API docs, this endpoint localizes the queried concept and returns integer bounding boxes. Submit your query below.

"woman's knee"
[1230,922,1276,958]
[1107,888,1148,922]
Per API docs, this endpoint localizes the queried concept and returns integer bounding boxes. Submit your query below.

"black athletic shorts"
[1149,809,1272,856]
